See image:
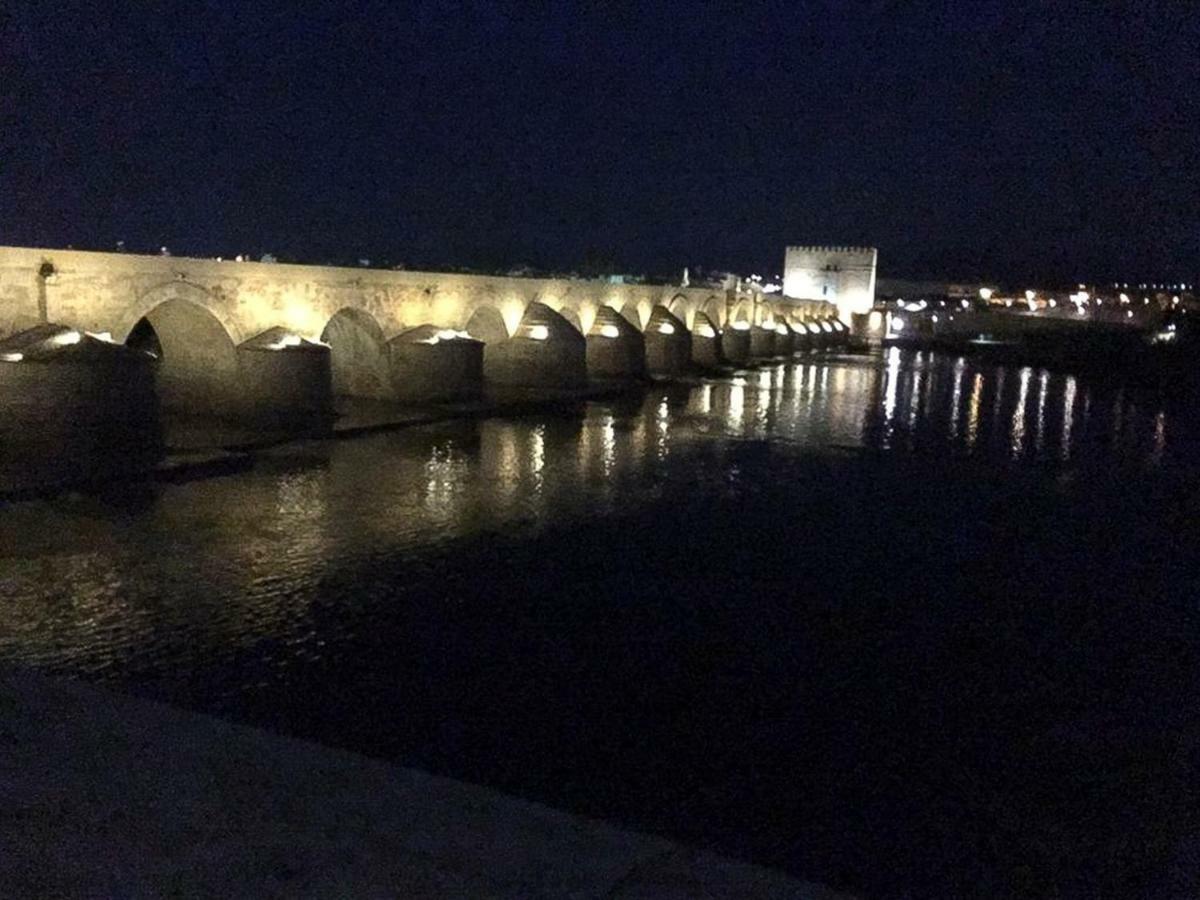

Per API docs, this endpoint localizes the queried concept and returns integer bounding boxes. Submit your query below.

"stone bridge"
[0,246,840,419]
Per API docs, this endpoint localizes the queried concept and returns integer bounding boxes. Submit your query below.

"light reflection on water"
[0,348,1188,679]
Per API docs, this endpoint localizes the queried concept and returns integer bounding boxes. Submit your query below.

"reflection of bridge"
[0,246,841,419]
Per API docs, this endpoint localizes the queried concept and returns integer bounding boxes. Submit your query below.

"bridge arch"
[667,293,691,329]
[619,301,644,331]
[123,293,239,415]
[556,307,583,335]
[464,305,509,343]
[320,307,391,399]
[702,295,724,329]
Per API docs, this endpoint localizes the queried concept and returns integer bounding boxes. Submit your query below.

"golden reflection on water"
[966,373,983,449]
[0,350,1187,676]
[656,396,670,460]
[1035,369,1050,453]
[949,357,965,441]
[1011,367,1032,458]
[423,440,469,524]
[1061,376,1077,461]
[601,412,617,476]
[882,347,901,448]
[727,380,746,432]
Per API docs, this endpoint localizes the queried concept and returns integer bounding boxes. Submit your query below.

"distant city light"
[979,288,993,301]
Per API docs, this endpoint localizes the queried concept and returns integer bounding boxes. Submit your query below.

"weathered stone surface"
[237,329,334,421]
[389,326,484,401]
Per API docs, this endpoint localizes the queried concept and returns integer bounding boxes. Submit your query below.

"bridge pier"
[585,306,645,378]
[388,326,484,401]
[484,302,586,388]
[644,306,691,375]
[690,313,724,368]
[750,325,776,358]
[774,322,796,356]
[0,325,161,491]
[721,324,751,364]
[236,328,334,422]
[320,308,392,401]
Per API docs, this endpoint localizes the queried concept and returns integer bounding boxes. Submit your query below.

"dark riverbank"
[0,671,839,898]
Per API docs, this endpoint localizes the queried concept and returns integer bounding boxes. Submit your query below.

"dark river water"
[2,348,1198,897]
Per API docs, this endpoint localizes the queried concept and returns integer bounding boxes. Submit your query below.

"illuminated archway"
[320,307,391,399]
[690,312,723,367]
[125,297,238,415]
[464,306,509,343]
[667,293,690,329]
[702,295,724,330]
[619,301,644,331]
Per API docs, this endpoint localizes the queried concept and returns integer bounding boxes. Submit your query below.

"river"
[1,347,1197,897]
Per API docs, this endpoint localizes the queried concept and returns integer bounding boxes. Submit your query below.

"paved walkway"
[0,672,846,898]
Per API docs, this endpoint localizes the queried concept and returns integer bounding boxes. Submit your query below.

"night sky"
[3,1,1197,283]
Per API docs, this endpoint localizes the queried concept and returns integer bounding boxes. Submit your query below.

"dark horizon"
[4,1,1197,286]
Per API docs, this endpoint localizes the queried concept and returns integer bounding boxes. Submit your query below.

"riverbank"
[0,671,842,898]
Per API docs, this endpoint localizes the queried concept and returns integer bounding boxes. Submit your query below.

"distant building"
[782,246,877,321]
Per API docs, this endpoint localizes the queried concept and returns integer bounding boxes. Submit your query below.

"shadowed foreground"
[0,672,843,899]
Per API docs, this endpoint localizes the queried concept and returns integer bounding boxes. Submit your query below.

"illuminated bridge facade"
[0,246,841,420]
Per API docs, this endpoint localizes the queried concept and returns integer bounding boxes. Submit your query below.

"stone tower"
[782,246,877,322]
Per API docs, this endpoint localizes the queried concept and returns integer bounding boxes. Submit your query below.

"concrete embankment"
[0,672,846,898]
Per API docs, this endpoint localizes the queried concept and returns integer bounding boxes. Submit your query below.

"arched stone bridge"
[0,246,840,418]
